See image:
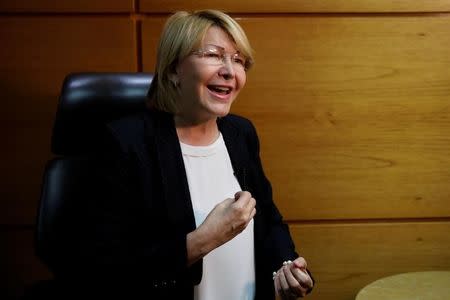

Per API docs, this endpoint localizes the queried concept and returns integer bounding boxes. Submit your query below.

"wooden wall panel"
[2,2,450,300]
[235,16,450,220]
[0,0,134,13]
[290,221,450,300]
[0,16,137,225]
[140,0,450,13]
[141,17,166,72]
[141,15,450,220]
[141,14,450,300]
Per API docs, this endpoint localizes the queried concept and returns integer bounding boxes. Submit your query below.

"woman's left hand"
[273,257,313,299]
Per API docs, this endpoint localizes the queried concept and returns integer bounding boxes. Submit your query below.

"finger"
[241,208,256,230]
[244,197,256,214]
[292,267,313,290]
[248,207,256,220]
[292,257,312,288]
[293,257,307,269]
[234,190,249,200]
[278,268,292,299]
[275,272,289,299]
[274,273,282,297]
[234,194,255,219]
[283,265,303,297]
[234,191,252,206]
[221,197,235,208]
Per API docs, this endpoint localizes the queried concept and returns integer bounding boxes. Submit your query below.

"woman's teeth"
[208,85,231,94]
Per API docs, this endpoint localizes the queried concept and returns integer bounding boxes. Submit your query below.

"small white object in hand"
[273,260,293,280]
[282,260,292,266]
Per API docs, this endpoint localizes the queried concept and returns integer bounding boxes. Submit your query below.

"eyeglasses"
[192,44,248,71]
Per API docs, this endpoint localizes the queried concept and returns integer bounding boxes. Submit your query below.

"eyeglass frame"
[191,44,249,71]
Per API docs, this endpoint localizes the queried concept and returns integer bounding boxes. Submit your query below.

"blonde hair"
[147,9,254,114]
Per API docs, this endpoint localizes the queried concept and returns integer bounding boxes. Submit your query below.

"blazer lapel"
[148,111,197,234]
[218,116,249,191]
[219,115,263,252]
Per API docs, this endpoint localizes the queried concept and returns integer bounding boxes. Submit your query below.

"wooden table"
[356,271,450,300]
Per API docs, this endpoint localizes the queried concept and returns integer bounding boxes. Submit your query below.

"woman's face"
[173,26,247,124]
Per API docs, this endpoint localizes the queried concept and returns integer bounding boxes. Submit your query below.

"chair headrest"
[51,72,153,155]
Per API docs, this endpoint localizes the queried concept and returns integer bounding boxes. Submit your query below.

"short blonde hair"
[147,9,254,114]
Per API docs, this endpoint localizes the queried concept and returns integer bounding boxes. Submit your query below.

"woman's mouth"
[207,85,232,95]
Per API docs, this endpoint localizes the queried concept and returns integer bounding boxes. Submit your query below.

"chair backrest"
[36,72,153,269]
[52,72,153,155]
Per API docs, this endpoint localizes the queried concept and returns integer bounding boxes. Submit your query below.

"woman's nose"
[218,57,236,80]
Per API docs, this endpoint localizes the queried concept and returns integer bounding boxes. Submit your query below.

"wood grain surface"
[142,15,450,220]
[2,4,450,300]
[290,221,450,300]
[0,0,134,13]
[0,16,137,224]
[139,0,450,13]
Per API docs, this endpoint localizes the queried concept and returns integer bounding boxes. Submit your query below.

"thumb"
[235,191,250,201]
[293,259,307,270]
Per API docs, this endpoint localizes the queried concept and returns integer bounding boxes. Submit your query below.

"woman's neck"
[175,116,219,146]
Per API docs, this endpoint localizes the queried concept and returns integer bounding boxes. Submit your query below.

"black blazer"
[53,109,301,299]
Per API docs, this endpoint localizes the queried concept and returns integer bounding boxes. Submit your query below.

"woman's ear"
[168,73,179,87]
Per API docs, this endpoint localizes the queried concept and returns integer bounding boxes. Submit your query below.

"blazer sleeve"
[49,118,200,290]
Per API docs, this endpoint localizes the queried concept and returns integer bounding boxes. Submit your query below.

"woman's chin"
[204,103,232,118]
[213,107,232,118]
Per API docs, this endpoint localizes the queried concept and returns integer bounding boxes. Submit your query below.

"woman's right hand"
[203,191,256,246]
[186,191,256,265]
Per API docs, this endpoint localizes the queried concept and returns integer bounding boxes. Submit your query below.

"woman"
[55,9,314,300]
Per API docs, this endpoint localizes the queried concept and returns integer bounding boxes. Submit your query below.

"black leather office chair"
[24,73,153,299]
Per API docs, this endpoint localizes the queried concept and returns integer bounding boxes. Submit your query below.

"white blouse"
[180,133,255,300]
